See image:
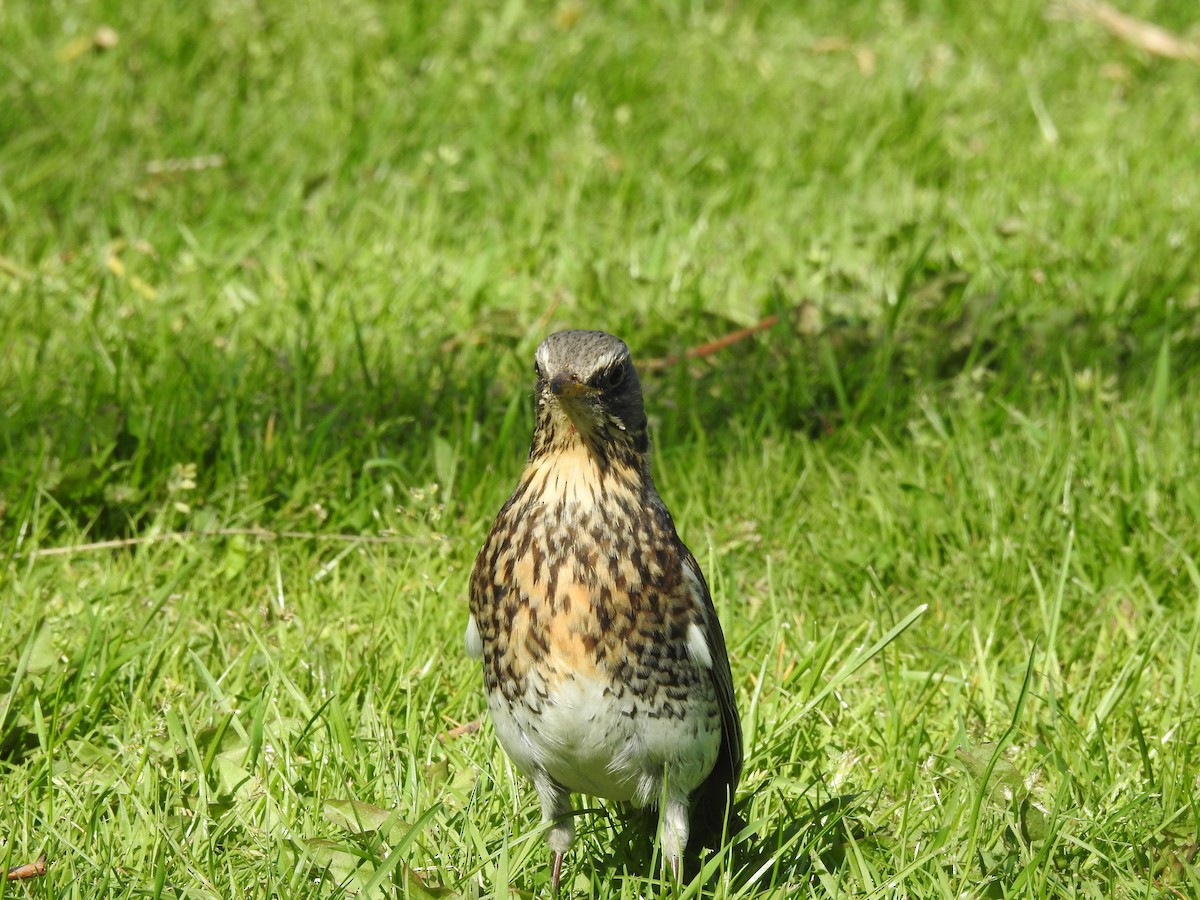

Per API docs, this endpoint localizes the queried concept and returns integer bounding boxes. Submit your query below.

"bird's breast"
[472,437,706,705]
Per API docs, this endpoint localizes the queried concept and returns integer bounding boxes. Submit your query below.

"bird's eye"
[594,365,626,390]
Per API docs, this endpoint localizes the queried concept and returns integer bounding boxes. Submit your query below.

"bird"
[466,329,742,892]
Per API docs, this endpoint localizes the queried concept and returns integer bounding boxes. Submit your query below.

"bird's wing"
[681,550,743,820]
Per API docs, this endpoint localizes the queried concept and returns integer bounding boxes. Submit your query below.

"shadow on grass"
[3,258,1195,548]
[723,790,868,892]
[574,789,868,894]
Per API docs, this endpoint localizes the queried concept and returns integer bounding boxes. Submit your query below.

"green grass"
[3,0,1200,896]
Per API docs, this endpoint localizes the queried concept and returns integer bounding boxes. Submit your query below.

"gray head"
[532,330,648,455]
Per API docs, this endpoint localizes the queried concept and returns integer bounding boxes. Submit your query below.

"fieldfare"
[466,330,743,891]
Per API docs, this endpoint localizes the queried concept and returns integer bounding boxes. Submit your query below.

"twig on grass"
[0,255,34,281]
[15,528,428,560]
[144,154,227,175]
[640,300,823,373]
[640,314,782,372]
[1059,1,1200,62]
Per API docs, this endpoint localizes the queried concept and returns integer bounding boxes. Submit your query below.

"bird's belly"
[487,669,721,805]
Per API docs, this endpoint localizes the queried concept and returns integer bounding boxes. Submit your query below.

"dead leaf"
[323,798,405,836]
[438,719,481,742]
[810,37,876,75]
[57,26,119,63]
[6,855,47,880]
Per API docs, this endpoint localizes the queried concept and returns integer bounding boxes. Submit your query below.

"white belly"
[487,671,721,807]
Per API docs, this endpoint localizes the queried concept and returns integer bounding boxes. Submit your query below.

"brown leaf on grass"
[1060,1,1200,62]
[438,719,481,742]
[93,26,120,50]
[809,37,877,75]
[6,855,47,880]
[554,0,585,30]
[57,26,119,63]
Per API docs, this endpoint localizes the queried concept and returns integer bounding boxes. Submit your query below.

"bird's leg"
[551,850,565,894]
[535,774,574,893]
[660,791,691,884]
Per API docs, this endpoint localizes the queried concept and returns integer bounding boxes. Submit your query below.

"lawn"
[2,0,1199,897]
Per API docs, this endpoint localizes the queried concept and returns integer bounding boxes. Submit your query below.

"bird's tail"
[687,749,747,850]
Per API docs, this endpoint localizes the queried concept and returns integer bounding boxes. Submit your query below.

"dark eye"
[593,365,626,390]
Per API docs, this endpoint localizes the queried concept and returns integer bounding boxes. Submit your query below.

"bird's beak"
[549,372,598,401]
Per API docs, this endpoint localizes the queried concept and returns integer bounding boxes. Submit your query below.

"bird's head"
[531,330,648,457]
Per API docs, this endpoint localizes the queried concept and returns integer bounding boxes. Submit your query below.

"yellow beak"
[549,373,598,400]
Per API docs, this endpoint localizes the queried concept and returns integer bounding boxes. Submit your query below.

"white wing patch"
[464,614,483,658]
[686,621,713,669]
[680,558,713,670]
